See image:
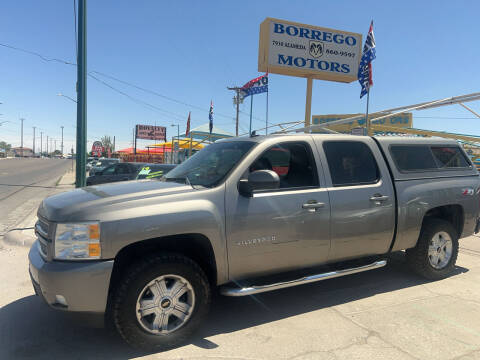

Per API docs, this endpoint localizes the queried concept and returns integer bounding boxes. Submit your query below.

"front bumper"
[28,241,114,313]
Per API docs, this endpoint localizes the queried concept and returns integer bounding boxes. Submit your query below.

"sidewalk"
[2,168,76,247]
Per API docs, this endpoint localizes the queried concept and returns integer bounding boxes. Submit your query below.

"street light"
[57,93,78,103]
[171,124,180,164]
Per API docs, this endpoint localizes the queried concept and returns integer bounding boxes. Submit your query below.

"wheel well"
[423,205,464,237]
[107,234,217,299]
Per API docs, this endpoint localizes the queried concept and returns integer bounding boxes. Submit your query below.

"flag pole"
[266,87,269,135]
[365,88,370,135]
[249,95,253,136]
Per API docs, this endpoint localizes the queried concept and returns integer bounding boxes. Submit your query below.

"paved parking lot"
[1,235,480,359]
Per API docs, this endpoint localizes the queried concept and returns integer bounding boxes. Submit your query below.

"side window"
[390,145,437,171]
[116,164,131,174]
[431,146,470,168]
[249,142,319,189]
[102,165,116,175]
[323,141,380,187]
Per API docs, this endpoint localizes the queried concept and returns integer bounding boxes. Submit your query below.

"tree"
[101,136,113,151]
[101,135,114,157]
[0,141,12,152]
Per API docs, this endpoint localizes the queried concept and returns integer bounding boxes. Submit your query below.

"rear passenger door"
[317,138,395,261]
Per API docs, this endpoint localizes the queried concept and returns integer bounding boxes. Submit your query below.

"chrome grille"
[35,219,51,242]
[37,238,48,258]
[35,218,52,259]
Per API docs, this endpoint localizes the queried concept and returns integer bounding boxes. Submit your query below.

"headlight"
[54,222,101,260]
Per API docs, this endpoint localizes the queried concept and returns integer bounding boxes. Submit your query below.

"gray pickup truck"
[29,134,480,350]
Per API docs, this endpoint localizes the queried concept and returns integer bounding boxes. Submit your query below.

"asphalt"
[1,159,480,359]
[0,158,72,235]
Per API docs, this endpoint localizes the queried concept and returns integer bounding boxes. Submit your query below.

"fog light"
[55,295,68,307]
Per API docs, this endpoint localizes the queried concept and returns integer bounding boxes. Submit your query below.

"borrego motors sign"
[258,18,362,83]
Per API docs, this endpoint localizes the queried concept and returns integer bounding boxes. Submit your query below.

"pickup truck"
[29,134,480,350]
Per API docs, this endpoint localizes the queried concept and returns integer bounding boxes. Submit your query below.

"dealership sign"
[136,125,166,141]
[312,113,413,133]
[258,18,362,83]
[91,141,104,157]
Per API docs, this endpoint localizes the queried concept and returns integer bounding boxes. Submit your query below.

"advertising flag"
[186,111,191,137]
[358,21,376,98]
[209,101,213,134]
[240,73,268,99]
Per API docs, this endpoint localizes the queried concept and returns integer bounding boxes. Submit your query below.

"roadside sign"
[91,141,104,157]
[136,125,166,141]
[258,18,362,83]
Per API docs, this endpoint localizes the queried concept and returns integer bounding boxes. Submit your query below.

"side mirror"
[238,170,280,197]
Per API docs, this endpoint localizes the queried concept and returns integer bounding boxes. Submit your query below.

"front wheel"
[406,218,459,280]
[112,253,211,350]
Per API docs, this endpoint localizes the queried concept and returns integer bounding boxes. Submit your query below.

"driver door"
[225,139,331,280]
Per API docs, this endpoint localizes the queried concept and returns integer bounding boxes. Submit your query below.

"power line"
[90,71,237,121]
[88,73,188,121]
[0,43,75,66]
[0,42,236,123]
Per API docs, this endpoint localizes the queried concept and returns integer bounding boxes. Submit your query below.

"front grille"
[35,219,50,241]
[35,218,52,259]
[37,239,48,258]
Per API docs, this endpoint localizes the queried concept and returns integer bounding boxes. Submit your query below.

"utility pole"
[20,118,24,157]
[61,126,64,155]
[227,86,243,137]
[46,135,49,156]
[40,132,43,156]
[32,126,36,156]
[54,140,57,153]
[76,0,87,187]
[113,135,115,153]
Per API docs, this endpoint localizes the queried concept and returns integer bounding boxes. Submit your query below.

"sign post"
[258,18,362,128]
[75,0,87,187]
[304,77,313,129]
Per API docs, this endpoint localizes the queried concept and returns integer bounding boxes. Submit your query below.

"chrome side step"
[220,260,387,297]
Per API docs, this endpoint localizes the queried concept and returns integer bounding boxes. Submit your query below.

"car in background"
[135,164,176,180]
[86,162,144,186]
[89,158,120,176]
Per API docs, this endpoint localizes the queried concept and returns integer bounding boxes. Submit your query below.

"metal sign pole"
[249,95,253,136]
[304,78,313,131]
[75,0,87,187]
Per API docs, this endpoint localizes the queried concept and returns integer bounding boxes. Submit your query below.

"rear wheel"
[406,218,459,280]
[112,253,210,350]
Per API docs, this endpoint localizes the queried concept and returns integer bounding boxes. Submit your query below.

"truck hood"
[38,180,195,222]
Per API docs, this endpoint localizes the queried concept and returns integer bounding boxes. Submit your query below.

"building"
[12,147,33,157]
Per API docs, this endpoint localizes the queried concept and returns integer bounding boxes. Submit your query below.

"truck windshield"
[163,141,255,187]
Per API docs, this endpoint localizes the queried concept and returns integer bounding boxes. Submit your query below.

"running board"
[220,260,387,297]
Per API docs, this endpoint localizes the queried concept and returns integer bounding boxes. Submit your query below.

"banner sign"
[258,18,362,83]
[312,113,413,133]
[136,125,166,141]
[91,141,104,157]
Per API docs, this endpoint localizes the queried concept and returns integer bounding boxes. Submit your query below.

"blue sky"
[1,0,479,152]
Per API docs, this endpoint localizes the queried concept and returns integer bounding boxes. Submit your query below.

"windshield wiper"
[165,176,196,189]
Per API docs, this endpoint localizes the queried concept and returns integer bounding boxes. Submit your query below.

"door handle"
[302,202,325,212]
[369,194,389,202]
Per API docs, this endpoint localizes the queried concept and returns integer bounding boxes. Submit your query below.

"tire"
[406,218,459,280]
[112,253,211,351]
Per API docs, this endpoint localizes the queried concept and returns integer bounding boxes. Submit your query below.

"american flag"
[241,73,268,99]
[209,101,213,134]
[186,111,191,137]
[358,21,376,99]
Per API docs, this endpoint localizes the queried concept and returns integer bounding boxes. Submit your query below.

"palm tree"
[101,136,113,152]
